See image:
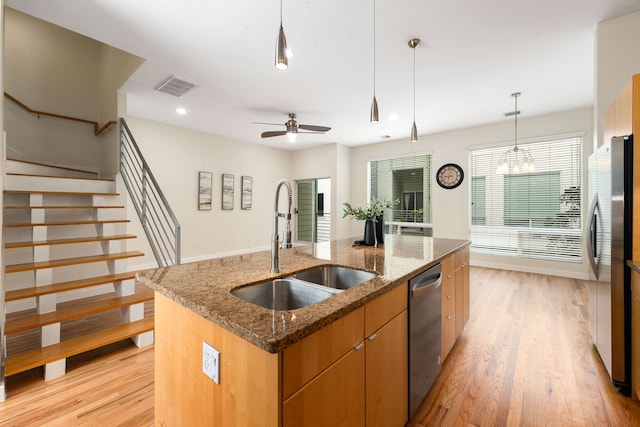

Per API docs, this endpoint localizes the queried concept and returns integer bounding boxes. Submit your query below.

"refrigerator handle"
[586,193,599,277]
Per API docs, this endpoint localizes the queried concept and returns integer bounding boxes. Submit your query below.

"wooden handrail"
[4,92,116,136]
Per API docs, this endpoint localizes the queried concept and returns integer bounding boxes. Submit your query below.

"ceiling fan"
[255,113,331,142]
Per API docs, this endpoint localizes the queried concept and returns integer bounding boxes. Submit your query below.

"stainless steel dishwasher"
[408,262,442,418]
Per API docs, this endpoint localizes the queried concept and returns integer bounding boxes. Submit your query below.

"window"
[369,154,432,236]
[470,136,582,262]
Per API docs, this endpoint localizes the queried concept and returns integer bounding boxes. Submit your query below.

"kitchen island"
[139,235,470,426]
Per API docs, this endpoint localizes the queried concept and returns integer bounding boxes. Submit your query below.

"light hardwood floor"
[2,267,640,426]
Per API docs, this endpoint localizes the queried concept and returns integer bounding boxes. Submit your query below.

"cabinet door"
[441,255,456,360]
[454,247,470,337]
[632,270,640,400]
[283,346,365,427]
[366,310,408,427]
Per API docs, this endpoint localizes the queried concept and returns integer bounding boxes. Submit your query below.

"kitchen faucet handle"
[282,223,292,249]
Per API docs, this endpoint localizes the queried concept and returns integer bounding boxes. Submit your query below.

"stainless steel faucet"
[271,179,293,273]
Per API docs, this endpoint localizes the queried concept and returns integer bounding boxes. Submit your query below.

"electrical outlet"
[202,341,220,384]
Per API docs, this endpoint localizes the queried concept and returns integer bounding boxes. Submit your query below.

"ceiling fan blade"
[252,121,284,126]
[261,130,287,138]
[299,124,331,132]
[298,131,328,134]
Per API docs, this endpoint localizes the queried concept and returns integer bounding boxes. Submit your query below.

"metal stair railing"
[119,118,181,267]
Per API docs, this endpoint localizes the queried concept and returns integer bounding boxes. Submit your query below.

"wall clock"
[436,163,464,189]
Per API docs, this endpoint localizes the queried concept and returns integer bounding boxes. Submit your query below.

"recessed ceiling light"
[176,107,187,115]
[389,113,398,121]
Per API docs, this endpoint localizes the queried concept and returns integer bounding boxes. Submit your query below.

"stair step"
[4,316,154,376]
[5,272,138,301]
[7,172,114,183]
[5,288,154,335]
[5,234,137,249]
[5,219,129,228]
[5,251,145,273]
[5,205,124,210]
[6,158,99,179]
[4,190,119,196]
[5,175,116,194]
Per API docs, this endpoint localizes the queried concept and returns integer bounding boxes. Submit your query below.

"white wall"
[3,7,141,172]
[350,107,593,278]
[291,143,353,241]
[595,10,640,148]
[124,116,293,269]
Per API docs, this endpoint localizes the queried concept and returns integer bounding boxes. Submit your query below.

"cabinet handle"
[447,315,452,320]
[447,274,452,278]
[354,342,365,350]
[447,294,452,299]
[368,333,377,341]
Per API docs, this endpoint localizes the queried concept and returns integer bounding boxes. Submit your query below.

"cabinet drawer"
[365,282,408,337]
[283,306,364,399]
[283,347,365,427]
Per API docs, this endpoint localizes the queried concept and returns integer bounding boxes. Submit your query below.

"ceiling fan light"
[286,131,297,142]
[275,25,288,70]
[370,95,379,123]
[410,121,418,142]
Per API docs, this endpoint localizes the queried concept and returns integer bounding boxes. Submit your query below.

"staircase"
[2,159,154,382]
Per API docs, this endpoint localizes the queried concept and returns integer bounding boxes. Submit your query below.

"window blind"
[369,154,432,236]
[470,136,582,262]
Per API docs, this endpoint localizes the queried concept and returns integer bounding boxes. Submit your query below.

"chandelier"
[496,92,535,174]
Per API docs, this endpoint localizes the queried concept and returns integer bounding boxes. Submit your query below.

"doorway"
[296,178,331,243]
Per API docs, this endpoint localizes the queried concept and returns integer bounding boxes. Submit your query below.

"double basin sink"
[231,266,377,310]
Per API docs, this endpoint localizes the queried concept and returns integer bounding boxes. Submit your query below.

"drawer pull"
[354,342,365,350]
[447,315,452,320]
[447,294,452,299]
[368,333,377,341]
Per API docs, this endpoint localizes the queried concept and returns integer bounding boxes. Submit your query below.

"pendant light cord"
[413,44,416,123]
[373,0,376,97]
[280,0,283,26]
[513,92,518,150]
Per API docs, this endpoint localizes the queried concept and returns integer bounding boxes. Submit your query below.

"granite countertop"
[138,234,470,353]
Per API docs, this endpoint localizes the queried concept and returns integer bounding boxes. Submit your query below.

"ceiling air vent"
[154,75,197,97]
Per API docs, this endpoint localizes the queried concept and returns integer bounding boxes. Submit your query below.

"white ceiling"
[7,0,640,150]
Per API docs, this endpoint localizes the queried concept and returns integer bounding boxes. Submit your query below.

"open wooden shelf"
[5,288,154,334]
[5,272,139,301]
[5,251,144,273]
[4,316,154,376]
[5,219,129,228]
[5,234,137,249]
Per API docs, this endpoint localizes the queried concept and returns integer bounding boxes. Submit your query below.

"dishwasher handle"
[411,274,442,298]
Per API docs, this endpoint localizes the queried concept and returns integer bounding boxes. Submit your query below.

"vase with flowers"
[342,198,399,246]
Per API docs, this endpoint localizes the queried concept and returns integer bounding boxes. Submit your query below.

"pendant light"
[496,92,535,174]
[409,38,420,142]
[370,0,379,123]
[275,0,288,70]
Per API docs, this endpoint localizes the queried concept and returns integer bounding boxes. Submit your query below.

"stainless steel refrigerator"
[586,134,633,395]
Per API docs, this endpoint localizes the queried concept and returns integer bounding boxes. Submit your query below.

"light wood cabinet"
[441,246,470,362]
[441,255,456,360]
[283,282,408,427]
[283,307,364,399]
[283,347,366,427]
[632,268,640,400]
[364,286,408,427]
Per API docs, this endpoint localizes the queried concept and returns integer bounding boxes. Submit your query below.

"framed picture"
[222,173,234,210]
[241,176,253,210]
[198,171,212,210]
